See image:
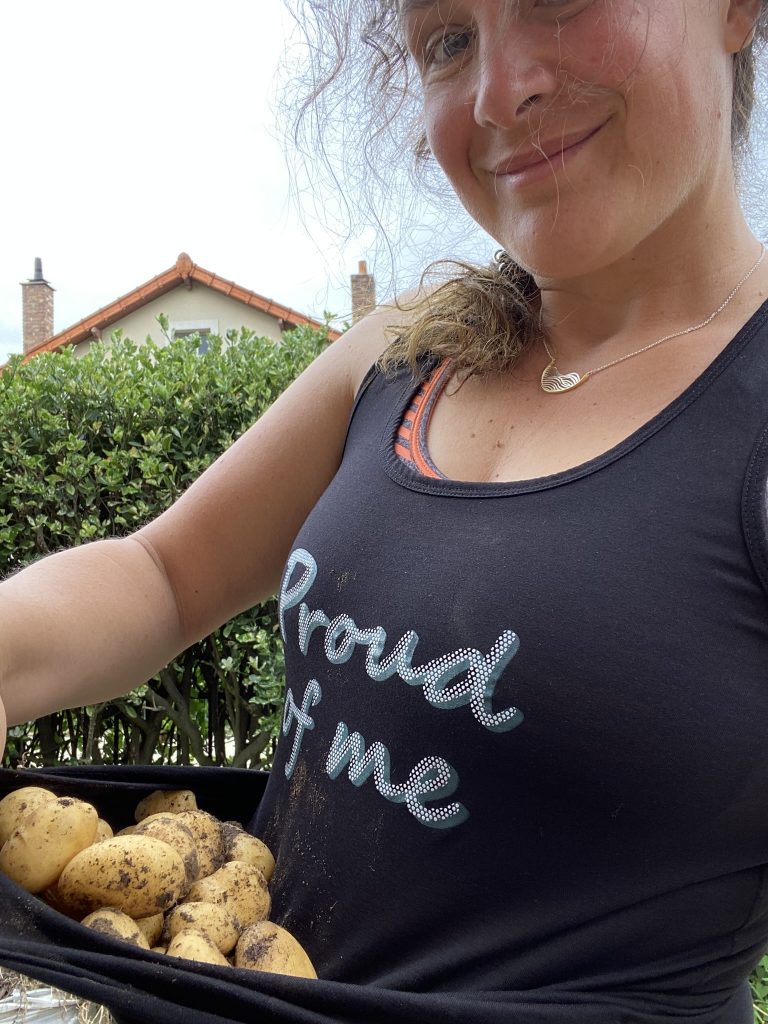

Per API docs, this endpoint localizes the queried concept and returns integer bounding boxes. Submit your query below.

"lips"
[490,121,608,176]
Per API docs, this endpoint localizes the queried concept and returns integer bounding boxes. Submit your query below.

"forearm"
[0,535,186,728]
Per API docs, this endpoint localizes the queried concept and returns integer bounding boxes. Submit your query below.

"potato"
[134,815,198,890]
[0,796,98,892]
[135,912,164,947]
[166,928,230,967]
[175,810,225,879]
[151,946,167,954]
[81,908,150,949]
[235,922,317,979]
[138,812,183,826]
[41,882,80,919]
[222,823,275,882]
[116,823,139,836]
[58,835,186,918]
[135,790,197,823]
[184,861,270,930]
[0,787,57,846]
[164,902,239,954]
[95,819,114,842]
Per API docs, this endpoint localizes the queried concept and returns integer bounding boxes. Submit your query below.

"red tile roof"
[23,252,341,359]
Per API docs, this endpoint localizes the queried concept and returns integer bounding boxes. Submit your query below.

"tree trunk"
[36,715,58,766]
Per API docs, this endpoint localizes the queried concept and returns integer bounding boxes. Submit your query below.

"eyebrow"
[399,0,439,15]
[401,0,518,14]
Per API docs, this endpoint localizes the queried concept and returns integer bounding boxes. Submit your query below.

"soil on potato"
[242,933,276,963]
[88,921,130,942]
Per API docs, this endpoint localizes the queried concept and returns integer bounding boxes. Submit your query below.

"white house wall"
[72,283,285,356]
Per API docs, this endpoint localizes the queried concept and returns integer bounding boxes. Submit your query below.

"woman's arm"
[0,306,399,749]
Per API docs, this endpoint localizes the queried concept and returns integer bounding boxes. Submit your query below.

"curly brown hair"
[284,1,768,380]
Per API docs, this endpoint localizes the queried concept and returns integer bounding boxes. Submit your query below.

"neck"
[535,198,765,369]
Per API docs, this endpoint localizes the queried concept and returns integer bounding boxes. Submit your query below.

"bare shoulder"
[336,293,419,396]
[137,297,417,646]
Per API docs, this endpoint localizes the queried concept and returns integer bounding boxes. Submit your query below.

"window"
[170,319,219,355]
[174,328,211,354]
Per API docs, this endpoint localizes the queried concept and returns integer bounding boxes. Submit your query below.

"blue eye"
[425,29,473,67]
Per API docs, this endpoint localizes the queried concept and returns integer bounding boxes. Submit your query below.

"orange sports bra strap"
[394,359,452,479]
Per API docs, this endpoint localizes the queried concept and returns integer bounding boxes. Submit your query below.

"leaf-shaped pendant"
[540,359,590,394]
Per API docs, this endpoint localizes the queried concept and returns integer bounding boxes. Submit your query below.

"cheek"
[561,6,651,93]
[562,3,719,174]
[424,92,466,175]
[561,2,688,103]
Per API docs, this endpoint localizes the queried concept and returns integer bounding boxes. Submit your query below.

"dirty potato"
[81,908,150,949]
[0,796,98,893]
[58,835,186,918]
[235,921,317,979]
[0,787,57,846]
[95,819,114,842]
[222,823,275,883]
[41,882,78,918]
[135,912,165,947]
[115,823,139,836]
[166,929,230,967]
[134,815,198,891]
[175,810,225,879]
[135,790,197,823]
[164,902,240,955]
[184,861,270,930]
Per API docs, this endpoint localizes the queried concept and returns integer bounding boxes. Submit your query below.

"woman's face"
[402,0,750,278]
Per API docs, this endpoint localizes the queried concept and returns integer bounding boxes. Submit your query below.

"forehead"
[398,0,531,33]
[399,0,518,14]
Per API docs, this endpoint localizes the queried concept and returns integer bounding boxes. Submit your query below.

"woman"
[1,1,768,1021]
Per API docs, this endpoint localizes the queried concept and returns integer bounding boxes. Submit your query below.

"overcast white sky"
[0,0,457,362]
[1,2,766,365]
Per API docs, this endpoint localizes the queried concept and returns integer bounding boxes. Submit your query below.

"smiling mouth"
[491,120,609,179]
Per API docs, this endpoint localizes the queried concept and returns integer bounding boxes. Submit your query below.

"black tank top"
[254,299,768,1023]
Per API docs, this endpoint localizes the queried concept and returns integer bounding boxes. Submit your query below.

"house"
[20,254,377,359]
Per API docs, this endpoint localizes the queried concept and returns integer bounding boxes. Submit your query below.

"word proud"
[280,549,524,733]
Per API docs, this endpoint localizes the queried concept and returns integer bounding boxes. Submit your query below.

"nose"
[472,33,559,129]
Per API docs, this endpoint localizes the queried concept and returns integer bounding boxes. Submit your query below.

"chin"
[470,176,652,281]
[495,211,645,283]
[502,239,623,283]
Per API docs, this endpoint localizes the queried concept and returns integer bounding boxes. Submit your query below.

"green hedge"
[754,955,768,1021]
[0,323,331,769]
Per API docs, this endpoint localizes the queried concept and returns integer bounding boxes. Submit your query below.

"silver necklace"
[540,245,766,394]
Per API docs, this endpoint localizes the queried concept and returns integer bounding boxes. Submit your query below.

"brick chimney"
[350,260,376,323]
[22,258,54,354]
